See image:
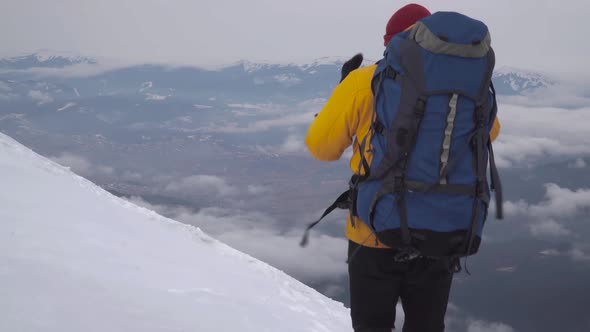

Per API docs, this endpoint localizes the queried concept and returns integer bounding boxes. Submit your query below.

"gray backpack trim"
[440,93,459,185]
[409,21,491,58]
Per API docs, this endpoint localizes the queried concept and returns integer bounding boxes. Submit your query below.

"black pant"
[348,241,454,332]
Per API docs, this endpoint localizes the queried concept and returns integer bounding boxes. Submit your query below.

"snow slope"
[0,132,351,332]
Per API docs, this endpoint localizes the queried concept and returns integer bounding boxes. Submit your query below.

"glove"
[340,53,364,82]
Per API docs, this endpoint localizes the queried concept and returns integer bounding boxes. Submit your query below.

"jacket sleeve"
[490,117,501,142]
[305,74,361,161]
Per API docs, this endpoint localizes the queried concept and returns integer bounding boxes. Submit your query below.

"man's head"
[383,3,431,46]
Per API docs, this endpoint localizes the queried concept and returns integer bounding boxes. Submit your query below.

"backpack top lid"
[407,11,491,58]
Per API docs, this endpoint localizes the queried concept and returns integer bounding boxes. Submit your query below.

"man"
[305,4,501,332]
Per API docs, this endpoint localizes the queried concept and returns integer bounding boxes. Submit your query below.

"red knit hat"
[384,3,431,46]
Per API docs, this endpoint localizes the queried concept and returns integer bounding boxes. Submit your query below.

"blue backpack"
[355,11,503,259]
[302,12,503,260]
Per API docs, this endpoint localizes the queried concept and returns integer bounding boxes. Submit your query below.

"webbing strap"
[488,141,503,219]
[406,181,475,196]
[464,106,488,255]
[488,82,504,220]
[368,186,390,231]
[396,189,412,245]
[465,197,482,254]
[357,135,371,180]
[300,190,350,247]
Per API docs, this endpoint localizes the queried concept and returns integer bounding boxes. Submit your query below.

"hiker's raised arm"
[305,74,361,161]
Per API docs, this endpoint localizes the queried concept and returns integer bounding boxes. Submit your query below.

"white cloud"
[145,93,169,101]
[121,171,143,181]
[247,184,272,195]
[466,320,515,332]
[498,82,590,109]
[50,153,114,176]
[164,175,238,197]
[529,219,571,237]
[202,112,314,134]
[493,104,590,168]
[226,103,286,117]
[538,246,590,263]
[279,135,306,154]
[442,304,516,332]
[193,104,213,109]
[0,81,11,92]
[1,60,133,78]
[529,184,590,219]
[249,135,308,156]
[0,93,17,101]
[569,158,587,169]
[28,90,53,105]
[504,184,590,238]
[539,249,561,257]
[569,245,590,262]
[505,184,590,220]
[494,136,590,168]
[57,102,77,112]
[227,103,275,110]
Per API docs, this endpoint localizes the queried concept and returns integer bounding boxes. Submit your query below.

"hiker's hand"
[340,53,364,82]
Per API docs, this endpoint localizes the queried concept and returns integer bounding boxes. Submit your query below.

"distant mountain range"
[0,53,555,104]
[0,51,97,70]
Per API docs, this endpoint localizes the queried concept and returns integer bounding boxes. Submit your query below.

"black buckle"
[414,97,427,117]
[394,246,421,262]
[394,176,405,193]
[475,106,486,128]
[349,175,358,187]
[372,120,385,135]
[475,180,485,198]
[385,66,398,80]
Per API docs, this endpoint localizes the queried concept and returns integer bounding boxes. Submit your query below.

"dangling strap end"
[496,200,504,220]
[299,230,310,248]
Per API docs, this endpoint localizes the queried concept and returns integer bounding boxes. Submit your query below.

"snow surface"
[0,132,351,332]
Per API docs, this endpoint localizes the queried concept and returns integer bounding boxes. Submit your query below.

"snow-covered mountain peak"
[0,132,350,331]
[0,51,97,70]
[236,56,377,74]
[238,59,275,73]
[493,66,554,94]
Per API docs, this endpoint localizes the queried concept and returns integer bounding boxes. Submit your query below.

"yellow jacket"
[306,64,501,248]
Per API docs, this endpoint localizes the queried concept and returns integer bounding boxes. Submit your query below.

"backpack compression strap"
[366,38,428,248]
[488,82,503,219]
[463,49,498,255]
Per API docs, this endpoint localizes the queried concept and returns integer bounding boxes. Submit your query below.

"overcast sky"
[1,0,589,75]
